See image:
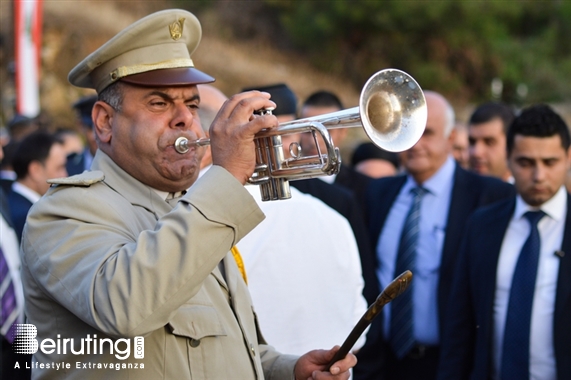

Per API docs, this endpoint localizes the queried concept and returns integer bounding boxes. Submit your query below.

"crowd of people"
[1,8,570,380]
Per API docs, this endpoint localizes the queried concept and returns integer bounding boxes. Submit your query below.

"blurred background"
[0,0,570,154]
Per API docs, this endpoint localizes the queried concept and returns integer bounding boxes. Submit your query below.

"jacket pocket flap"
[168,305,227,339]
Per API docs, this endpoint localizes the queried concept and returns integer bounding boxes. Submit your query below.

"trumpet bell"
[360,68,426,152]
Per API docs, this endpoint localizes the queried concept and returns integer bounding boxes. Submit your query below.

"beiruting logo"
[13,324,145,370]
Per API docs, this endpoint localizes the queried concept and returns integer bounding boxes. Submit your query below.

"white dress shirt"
[378,156,455,345]
[318,173,336,184]
[238,185,368,356]
[492,186,566,380]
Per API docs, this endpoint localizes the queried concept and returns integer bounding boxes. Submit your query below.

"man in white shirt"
[238,184,368,356]
[198,84,368,356]
[439,104,571,380]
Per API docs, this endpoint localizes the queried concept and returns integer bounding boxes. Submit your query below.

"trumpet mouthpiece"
[174,137,189,154]
[174,137,211,154]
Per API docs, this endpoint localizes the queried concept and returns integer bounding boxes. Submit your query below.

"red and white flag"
[14,0,43,117]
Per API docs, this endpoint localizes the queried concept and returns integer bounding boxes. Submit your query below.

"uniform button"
[250,343,255,356]
[190,338,201,347]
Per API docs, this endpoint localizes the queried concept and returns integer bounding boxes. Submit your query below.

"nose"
[470,141,484,158]
[171,103,195,130]
[533,163,546,182]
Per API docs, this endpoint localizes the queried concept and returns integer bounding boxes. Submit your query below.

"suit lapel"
[441,166,473,277]
[479,200,515,311]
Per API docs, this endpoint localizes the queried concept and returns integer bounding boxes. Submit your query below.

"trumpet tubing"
[175,68,427,201]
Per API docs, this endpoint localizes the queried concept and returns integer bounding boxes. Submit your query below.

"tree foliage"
[217,0,569,105]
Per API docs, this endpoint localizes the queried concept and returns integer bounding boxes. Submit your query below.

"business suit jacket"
[0,177,13,195]
[334,163,373,215]
[438,195,571,380]
[292,178,380,305]
[21,151,297,379]
[354,163,515,379]
[8,189,33,242]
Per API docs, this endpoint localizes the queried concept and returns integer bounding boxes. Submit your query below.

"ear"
[92,100,115,145]
[27,160,44,182]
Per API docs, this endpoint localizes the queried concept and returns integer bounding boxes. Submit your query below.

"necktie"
[390,186,427,359]
[1,246,18,343]
[501,210,546,380]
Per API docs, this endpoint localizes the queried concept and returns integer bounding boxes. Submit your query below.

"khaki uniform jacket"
[21,151,298,379]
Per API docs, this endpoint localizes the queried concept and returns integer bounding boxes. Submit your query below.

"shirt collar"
[12,181,41,203]
[404,155,456,196]
[514,185,567,223]
[151,189,187,201]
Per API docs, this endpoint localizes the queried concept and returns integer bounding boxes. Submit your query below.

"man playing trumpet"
[19,9,355,379]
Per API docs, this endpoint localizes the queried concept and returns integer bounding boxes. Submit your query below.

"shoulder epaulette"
[47,170,105,187]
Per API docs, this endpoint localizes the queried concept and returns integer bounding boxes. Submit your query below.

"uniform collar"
[91,150,171,216]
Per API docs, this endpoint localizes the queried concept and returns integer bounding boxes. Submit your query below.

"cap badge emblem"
[169,18,185,40]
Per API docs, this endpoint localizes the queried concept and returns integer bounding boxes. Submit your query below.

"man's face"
[508,134,570,207]
[39,143,68,194]
[399,93,452,184]
[299,105,345,157]
[468,118,508,179]
[100,84,206,192]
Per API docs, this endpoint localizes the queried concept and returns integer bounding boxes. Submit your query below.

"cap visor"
[120,67,215,87]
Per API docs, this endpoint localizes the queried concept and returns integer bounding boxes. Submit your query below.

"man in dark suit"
[8,131,67,241]
[354,91,515,380]
[438,104,571,380]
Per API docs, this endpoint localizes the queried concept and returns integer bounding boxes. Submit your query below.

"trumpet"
[175,68,427,201]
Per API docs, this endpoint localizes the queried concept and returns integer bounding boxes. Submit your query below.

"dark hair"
[12,131,62,179]
[302,90,343,110]
[351,142,399,169]
[7,114,39,141]
[241,83,297,116]
[469,102,515,133]
[0,140,19,170]
[506,104,570,155]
